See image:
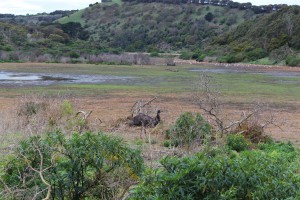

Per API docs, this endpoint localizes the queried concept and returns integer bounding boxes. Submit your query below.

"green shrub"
[0,45,13,51]
[179,51,193,60]
[258,141,297,162]
[246,48,268,61]
[130,142,300,200]
[286,55,300,67]
[191,53,199,59]
[205,12,214,22]
[226,134,250,152]
[150,51,159,57]
[196,54,206,62]
[60,100,74,117]
[0,131,144,199]
[69,51,80,58]
[166,112,212,148]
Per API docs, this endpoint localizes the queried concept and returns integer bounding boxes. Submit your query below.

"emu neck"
[156,112,160,122]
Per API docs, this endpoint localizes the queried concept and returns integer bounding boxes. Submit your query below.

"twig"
[0,177,11,194]
[20,141,52,200]
[131,97,157,114]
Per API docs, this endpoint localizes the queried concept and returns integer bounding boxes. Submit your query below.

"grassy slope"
[57,9,86,25]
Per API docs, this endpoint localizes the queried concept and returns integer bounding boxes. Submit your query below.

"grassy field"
[0,63,299,103]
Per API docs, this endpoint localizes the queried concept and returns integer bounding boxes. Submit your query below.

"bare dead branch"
[194,74,282,138]
[0,177,11,194]
[76,110,92,120]
[131,97,157,115]
[19,140,53,200]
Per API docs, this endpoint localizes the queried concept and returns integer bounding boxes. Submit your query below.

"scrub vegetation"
[0,0,300,199]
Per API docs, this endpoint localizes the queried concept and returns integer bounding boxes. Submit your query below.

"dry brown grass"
[0,91,299,164]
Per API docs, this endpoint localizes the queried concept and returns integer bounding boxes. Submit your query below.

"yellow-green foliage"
[0,131,144,199]
[131,141,300,199]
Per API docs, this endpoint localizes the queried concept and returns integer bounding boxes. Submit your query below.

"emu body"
[131,110,161,127]
[130,110,161,138]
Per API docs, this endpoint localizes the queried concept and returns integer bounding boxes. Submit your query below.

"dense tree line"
[122,0,287,14]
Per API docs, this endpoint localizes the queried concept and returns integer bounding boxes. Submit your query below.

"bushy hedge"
[130,142,300,199]
[165,112,212,148]
[226,134,250,152]
[218,48,268,63]
[286,55,300,67]
[0,131,144,199]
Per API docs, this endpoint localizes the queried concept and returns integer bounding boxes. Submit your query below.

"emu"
[130,110,161,138]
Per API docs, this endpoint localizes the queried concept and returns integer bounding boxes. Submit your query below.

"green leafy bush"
[205,12,214,22]
[0,131,144,199]
[69,51,80,58]
[150,51,159,57]
[166,112,212,148]
[245,48,268,61]
[226,134,250,152]
[179,52,193,60]
[286,55,300,67]
[196,54,206,62]
[130,142,300,200]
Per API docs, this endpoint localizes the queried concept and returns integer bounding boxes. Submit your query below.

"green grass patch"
[57,9,85,25]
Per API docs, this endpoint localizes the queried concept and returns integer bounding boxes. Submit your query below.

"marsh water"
[0,71,132,86]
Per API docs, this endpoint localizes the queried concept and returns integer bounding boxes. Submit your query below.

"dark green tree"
[205,12,214,22]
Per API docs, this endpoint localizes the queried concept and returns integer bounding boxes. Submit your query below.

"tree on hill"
[61,22,89,40]
[205,12,214,22]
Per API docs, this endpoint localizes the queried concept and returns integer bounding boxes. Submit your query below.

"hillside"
[0,1,299,66]
[211,6,300,65]
[79,2,259,52]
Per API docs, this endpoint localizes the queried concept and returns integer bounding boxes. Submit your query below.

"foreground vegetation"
[131,141,300,199]
[0,131,144,199]
[1,110,299,199]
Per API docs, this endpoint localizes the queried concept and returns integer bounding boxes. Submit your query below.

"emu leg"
[140,122,145,139]
[140,126,143,139]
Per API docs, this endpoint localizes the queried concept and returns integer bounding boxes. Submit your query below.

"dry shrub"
[232,121,271,143]
[109,116,132,132]
[6,94,98,136]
